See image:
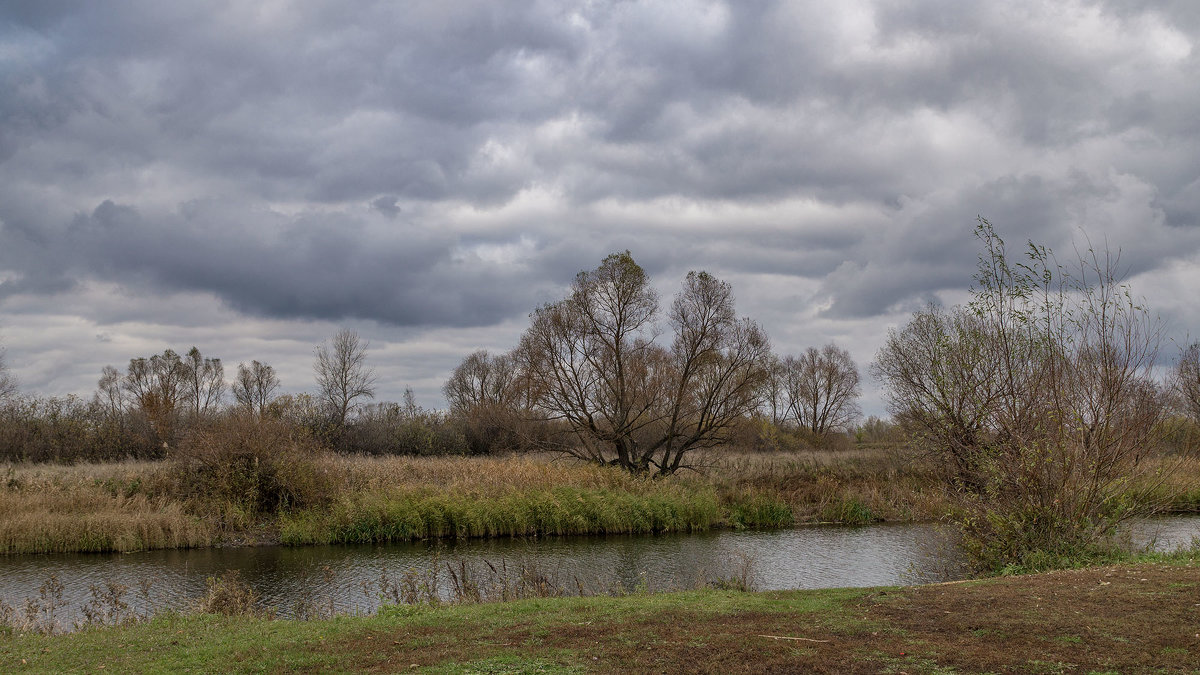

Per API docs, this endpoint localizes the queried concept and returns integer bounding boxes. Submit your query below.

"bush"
[873,219,1170,571]
[169,414,335,519]
[342,403,471,456]
[196,570,266,617]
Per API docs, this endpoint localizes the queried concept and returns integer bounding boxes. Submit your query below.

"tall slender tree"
[314,329,376,427]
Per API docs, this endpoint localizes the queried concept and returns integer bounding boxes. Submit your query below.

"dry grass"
[703,446,954,523]
[1,445,1193,555]
[336,452,637,496]
[0,489,212,555]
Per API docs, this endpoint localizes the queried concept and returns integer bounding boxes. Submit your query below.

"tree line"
[1,237,1197,486]
[0,254,865,467]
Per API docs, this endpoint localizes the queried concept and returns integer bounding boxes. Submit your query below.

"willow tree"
[518,252,770,475]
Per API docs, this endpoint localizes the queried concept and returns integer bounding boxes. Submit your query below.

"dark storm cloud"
[0,197,542,327]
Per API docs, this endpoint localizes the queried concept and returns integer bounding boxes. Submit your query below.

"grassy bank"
[2,556,1197,673]
[2,449,1197,555]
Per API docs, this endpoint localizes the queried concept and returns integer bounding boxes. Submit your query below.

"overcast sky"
[2,0,1199,416]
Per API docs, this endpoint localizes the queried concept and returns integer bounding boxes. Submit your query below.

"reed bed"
[3,446,1193,555]
[0,489,212,554]
[705,447,954,525]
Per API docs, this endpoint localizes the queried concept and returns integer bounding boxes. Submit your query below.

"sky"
[2,0,1199,416]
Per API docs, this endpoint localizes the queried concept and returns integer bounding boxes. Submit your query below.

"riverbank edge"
[3,555,1197,673]
[7,497,1198,557]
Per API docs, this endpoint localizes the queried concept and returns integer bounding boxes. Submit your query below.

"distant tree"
[95,365,125,421]
[123,349,188,443]
[0,344,16,403]
[233,360,280,417]
[759,355,789,426]
[517,253,771,475]
[783,344,861,437]
[314,329,376,427]
[1176,342,1200,423]
[444,350,520,411]
[183,347,226,418]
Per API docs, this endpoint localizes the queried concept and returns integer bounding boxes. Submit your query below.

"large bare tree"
[518,253,771,475]
[233,360,280,418]
[314,329,376,427]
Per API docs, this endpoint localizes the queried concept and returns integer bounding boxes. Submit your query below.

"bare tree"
[233,360,280,417]
[782,344,861,437]
[0,345,16,403]
[443,350,520,411]
[872,218,1167,569]
[123,349,188,443]
[518,253,771,475]
[95,365,125,421]
[1176,342,1200,422]
[314,329,376,427]
[183,347,226,418]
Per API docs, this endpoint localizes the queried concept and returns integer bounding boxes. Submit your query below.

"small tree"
[873,218,1168,571]
[233,360,280,418]
[314,329,376,427]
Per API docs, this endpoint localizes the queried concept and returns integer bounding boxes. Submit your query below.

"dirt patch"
[870,562,1200,673]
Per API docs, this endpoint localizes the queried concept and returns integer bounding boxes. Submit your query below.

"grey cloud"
[2,1,1200,403]
[1,198,546,328]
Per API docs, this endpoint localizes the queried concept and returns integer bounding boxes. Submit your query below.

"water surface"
[2,515,1196,630]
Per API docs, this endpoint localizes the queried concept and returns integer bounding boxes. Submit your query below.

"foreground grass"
[3,557,1197,673]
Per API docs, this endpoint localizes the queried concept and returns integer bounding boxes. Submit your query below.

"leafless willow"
[517,252,771,475]
[233,360,280,417]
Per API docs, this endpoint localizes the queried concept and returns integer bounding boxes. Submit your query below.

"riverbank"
[2,556,1197,673]
[2,449,1197,555]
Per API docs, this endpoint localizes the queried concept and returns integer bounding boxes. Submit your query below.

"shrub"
[169,414,335,518]
[196,570,265,617]
[873,219,1171,571]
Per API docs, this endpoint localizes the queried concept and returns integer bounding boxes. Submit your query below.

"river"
[2,516,1196,631]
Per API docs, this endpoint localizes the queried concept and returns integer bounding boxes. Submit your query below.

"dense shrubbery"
[168,415,336,522]
[0,396,161,463]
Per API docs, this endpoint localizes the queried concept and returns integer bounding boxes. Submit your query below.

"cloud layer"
[2,0,1198,410]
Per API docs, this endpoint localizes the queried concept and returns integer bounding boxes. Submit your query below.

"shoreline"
[3,556,1197,672]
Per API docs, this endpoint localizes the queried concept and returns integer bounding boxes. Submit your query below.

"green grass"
[4,558,1198,673]
[279,485,793,546]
